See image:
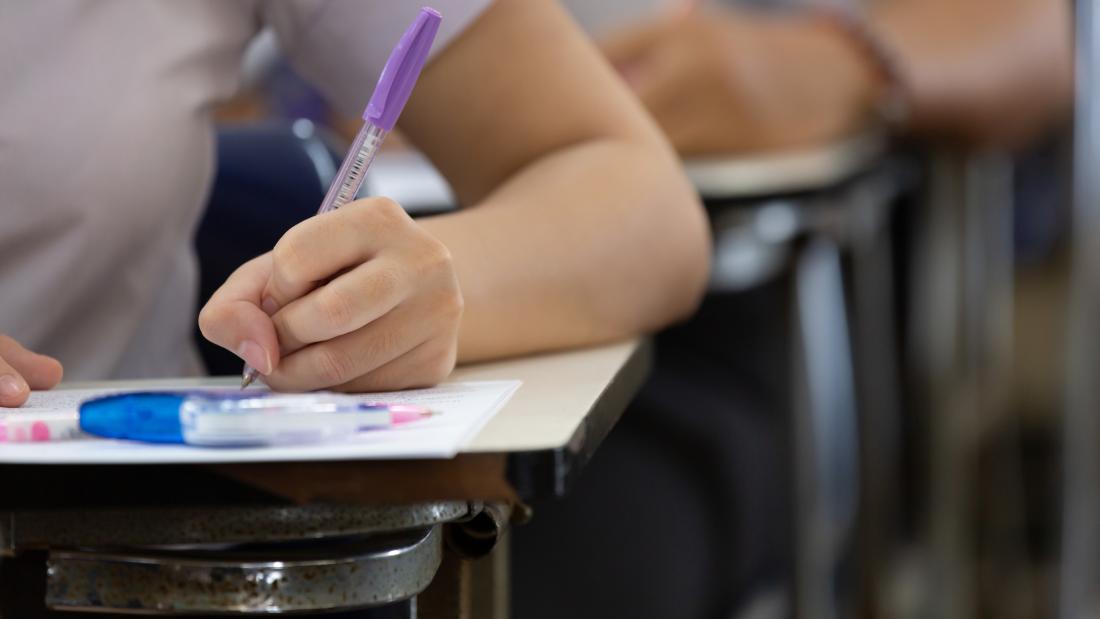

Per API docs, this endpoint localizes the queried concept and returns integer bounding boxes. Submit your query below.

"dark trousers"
[513,282,794,619]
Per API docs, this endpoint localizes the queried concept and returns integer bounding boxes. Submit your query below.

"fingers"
[265,278,461,392]
[263,303,431,392]
[0,335,63,407]
[264,198,413,312]
[235,195,460,391]
[0,336,64,389]
[271,256,408,353]
[198,255,280,376]
[0,353,29,407]
[336,337,457,393]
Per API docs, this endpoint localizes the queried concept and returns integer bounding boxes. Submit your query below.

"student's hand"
[601,9,882,157]
[0,336,63,407]
[199,197,463,392]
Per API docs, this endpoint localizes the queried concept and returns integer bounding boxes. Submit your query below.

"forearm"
[421,138,710,363]
[871,0,1072,146]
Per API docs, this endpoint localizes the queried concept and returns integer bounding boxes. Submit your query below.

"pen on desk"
[242,6,443,388]
[80,392,437,447]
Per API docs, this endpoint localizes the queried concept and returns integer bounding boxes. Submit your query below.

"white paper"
[0,381,520,464]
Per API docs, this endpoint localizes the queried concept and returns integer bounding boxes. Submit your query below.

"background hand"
[199,197,462,392]
[601,8,881,157]
[0,335,63,407]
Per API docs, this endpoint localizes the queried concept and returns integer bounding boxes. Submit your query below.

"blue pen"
[79,392,434,447]
[241,7,443,388]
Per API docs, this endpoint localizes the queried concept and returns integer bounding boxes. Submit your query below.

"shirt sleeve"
[261,0,492,119]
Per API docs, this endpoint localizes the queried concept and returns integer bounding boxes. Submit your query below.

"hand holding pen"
[199,8,463,393]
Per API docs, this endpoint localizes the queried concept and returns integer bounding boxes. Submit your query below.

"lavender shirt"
[0,0,489,380]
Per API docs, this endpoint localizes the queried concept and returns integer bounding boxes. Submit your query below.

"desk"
[684,132,886,201]
[0,339,650,617]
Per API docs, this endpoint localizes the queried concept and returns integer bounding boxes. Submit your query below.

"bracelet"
[809,6,911,128]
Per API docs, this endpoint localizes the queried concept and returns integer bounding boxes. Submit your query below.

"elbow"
[659,200,711,327]
[636,148,712,332]
[572,136,712,342]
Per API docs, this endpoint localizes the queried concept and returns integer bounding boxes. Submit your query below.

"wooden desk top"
[458,340,646,453]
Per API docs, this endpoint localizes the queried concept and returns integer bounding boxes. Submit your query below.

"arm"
[602,0,1072,155]
[199,0,710,391]
[402,0,710,361]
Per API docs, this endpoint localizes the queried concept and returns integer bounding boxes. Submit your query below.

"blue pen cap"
[79,392,187,443]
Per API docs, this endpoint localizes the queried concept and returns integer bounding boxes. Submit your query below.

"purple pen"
[242,7,443,388]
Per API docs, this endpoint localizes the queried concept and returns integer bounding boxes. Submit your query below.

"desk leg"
[418,532,510,619]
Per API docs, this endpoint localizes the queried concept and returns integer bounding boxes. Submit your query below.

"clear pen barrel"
[317,123,388,214]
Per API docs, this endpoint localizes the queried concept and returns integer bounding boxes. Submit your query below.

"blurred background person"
[599,0,1071,155]
[509,1,1073,619]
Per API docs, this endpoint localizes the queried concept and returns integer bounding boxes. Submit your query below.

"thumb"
[198,256,282,376]
[199,300,280,376]
[0,335,64,407]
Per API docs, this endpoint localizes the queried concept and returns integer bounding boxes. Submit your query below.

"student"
[0,0,711,406]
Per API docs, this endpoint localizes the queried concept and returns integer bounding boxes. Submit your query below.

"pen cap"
[80,393,185,443]
[363,7,442,130]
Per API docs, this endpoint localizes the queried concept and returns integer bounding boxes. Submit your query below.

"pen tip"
[241,374,256,390]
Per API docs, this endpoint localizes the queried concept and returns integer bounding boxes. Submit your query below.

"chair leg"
[789,238,860,619]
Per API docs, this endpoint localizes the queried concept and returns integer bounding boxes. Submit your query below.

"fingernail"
[237,340,273,375]
[0,375,25,398]
[261,297,279,316]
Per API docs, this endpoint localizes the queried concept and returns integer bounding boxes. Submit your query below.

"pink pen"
[0,411,83,443]
[242,7,443,388]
